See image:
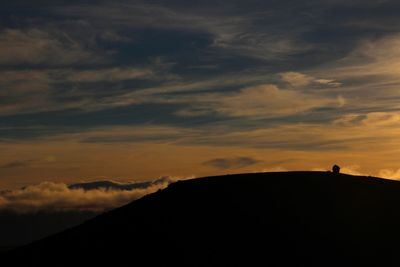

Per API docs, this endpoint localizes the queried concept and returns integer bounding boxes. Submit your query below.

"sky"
[2,0,400,191]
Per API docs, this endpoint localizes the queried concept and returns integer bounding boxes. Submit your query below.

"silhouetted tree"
[332,164,340,174]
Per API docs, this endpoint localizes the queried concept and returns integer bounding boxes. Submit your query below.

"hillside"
[4,171,400,266]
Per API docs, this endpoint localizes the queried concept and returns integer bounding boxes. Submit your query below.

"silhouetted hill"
[0,211,97,248]
[4,171,400,266]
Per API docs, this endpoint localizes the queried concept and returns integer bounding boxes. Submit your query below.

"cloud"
[214,84,342,118]
[63,67,154,82]
[203,156,262,169]
[0,29,101,66]
[339,165,369,176]
[0,66,156,116]
[0,70,50,86]
[314,79,342,87]
[315,34,400,82]
[0,67,154,85]
[279,72,342,88]
[211,27,310,60]
[55,2,310,60]
[10,109,400,153]
[2,0,400,184]
[0,65,343,120]
[361,112,400,126]
[378,169,400,180]
[0,69,53,115]
[111,81,343,119]
[98,30,133,43]
[0,160,35,169]
[333,112,400,127]
[76,125,194,144]
[279,72,314,87]
[52,120,365,151]
[68,176,170,190]
[0,178,172,213]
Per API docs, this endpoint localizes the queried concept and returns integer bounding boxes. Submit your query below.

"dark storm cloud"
[203,157,263,169]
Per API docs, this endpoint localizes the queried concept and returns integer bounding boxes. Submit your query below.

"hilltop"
[4,171,400,266]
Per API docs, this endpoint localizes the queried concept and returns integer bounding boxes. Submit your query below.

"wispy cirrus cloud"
[2,0,400,188]
[0,160,35,169]
[315,34,400,82]
[203,156,262,169]
[48,1,313,60]
[63,67,154,82]
[89,82,344,119]
[0,66,157,116]
[207,84,343,118]
[173,84,342,118]
[279,72,342,88]
[0,29,102,66]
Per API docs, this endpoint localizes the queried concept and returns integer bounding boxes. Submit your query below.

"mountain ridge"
[4,171,400,266]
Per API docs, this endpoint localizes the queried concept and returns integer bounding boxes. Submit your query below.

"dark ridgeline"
[3,171,400,266]
[0,211,97,249]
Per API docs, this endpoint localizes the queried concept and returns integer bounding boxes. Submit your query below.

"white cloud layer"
[0,178,171,213]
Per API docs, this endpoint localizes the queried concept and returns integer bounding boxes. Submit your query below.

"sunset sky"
[3,0,400,190]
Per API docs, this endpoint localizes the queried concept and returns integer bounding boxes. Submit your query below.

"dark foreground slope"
[4,172,400,266]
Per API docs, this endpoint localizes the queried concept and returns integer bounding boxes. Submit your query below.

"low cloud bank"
[0,177,172,213]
